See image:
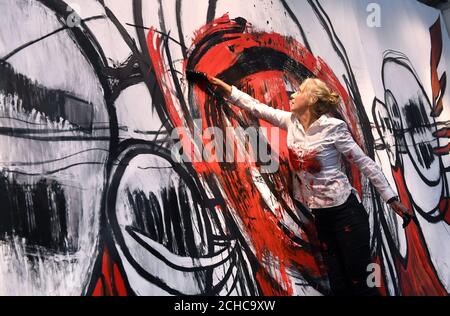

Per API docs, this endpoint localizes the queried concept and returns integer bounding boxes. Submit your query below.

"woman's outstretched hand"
[207,76,233,98]
[389,200,416,228]
[185,70,233,98]
[186,70,231,97]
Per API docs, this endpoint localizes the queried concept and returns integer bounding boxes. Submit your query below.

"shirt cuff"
[381,190,398,204]
[386,196,399,204]
[229,85,241,103]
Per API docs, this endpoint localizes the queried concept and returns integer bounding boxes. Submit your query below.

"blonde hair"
[300,78,341,117]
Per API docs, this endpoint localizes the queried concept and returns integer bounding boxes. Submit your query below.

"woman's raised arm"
[208,76,292,130]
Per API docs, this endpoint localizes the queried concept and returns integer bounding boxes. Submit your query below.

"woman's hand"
[185,70,233,98]
[207,76,232,97]
[389,200,416,228]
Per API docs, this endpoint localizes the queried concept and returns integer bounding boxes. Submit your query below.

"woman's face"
[289,84,315,114]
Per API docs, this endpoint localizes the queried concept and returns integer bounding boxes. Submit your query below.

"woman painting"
[203,75,415,296]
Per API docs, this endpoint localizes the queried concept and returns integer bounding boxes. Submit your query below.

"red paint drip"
[91,246,128,296]
[92,279,104,296]
[430,17,445,117]
[433,144,450,155]
[113,263,128,296]
[101,246,113,296]
[432,127,449,138]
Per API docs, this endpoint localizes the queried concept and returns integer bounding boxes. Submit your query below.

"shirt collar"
[294,113,327,132]
[314,113,327,125]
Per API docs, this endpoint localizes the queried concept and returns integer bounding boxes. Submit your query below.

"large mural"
[0,0,449,296]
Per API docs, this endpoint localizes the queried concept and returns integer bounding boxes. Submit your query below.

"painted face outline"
[104,142,255,295]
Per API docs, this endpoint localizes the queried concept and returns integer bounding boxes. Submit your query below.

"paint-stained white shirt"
[228,86,397,209]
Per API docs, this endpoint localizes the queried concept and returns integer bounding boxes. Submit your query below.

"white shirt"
[228,85,397,209]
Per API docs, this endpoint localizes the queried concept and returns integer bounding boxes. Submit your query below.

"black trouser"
[311,193,381,296]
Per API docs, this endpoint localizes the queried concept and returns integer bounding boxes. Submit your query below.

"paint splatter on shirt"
[288,147,322,174]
